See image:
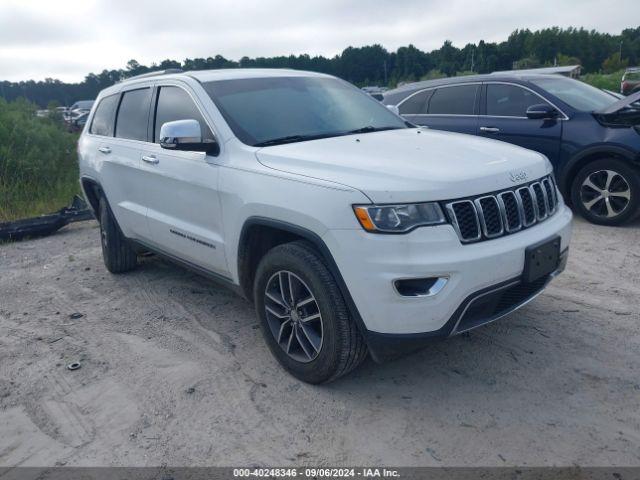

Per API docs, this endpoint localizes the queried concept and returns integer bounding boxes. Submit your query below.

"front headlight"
[353,202,446,233]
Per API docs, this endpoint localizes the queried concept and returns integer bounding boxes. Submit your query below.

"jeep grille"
[445,175,559,244]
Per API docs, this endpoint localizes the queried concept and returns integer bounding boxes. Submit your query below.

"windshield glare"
[203,76,406,146]
[530,76,616,112]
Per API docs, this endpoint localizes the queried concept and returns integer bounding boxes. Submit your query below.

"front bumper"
[323,204,573,358]
[365,249,568,362]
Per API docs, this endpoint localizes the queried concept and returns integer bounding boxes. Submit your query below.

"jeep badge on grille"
[509,170,528,183]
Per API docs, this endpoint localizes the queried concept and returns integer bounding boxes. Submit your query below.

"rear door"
[478,82,562,162]
[401,84,480,134]
[138,83,228,275]
[89,88,151,240]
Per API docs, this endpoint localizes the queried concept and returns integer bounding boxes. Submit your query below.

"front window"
[486,84,549,117]
[203,76,407,146]
[530,76,616,112]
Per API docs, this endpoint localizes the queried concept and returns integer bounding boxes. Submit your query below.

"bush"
[581,70,625,92]
[0,97,79,222]
[602,53,628,74]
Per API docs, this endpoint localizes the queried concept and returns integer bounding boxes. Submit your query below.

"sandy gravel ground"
[0,217,639,467]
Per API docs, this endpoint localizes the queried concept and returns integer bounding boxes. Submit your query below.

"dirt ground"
[0,217,639,467]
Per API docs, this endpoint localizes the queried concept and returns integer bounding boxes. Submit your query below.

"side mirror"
[526,104,558,120]
[386,105,400,115]
[160,119,218,154]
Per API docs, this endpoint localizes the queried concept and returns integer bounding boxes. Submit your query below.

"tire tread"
[99,197,137,273]
[254,240,367,383]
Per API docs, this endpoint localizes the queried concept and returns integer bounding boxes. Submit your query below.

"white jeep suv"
[78,69,572,383]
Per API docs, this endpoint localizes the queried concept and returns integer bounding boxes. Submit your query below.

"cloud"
[0,0,638,81]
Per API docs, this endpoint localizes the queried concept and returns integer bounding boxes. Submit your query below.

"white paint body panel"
[78,68,572,337]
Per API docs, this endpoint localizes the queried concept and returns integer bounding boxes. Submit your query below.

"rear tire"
[570,158,639,225]
[253,241,367,384]
[98,197,137,273]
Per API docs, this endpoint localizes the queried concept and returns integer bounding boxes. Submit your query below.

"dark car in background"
[383,74,640,225]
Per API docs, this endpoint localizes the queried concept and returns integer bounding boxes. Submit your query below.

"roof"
[120,68,331,85]
[491,65,581,75]
[382,72,572,104]
[99,68,334,98]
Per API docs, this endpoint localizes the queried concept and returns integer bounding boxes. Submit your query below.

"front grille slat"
[475,196,503,238]
[445,174,558,244]
[542,178,557,214]
[517,187,536,226]
[497,191,522,233]
[531,182,548,220]
[446,200,481,242]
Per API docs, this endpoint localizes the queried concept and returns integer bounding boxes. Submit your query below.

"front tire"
[570,158,639,225]
[98,197,138,273]
[253,241,367,384]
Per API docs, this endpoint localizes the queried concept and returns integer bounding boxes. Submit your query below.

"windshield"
[530,76,616,112]
[203,76,407,146]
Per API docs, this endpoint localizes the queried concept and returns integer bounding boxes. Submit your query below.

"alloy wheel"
[264,270,323,363]
[580,169,631,219]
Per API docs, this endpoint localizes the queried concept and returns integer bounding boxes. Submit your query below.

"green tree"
[602,52,629,73]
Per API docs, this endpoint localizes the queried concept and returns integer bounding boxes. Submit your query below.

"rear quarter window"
[399,89,432,115]
[89,94,119,136]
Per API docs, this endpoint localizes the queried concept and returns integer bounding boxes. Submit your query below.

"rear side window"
[399,89,432,115]
[154,86,213,143]
[428,85,478,115]
[89,94,118,136]
[486,84,547,117]
[115,88,152,141]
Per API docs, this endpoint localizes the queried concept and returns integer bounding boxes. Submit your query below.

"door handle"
[142,154,159,164]
[480,126,500,133]
[98,146,111,154]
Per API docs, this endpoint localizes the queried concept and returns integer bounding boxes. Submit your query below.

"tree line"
[2,26,639,107]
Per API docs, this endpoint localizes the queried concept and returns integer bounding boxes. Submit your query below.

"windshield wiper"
[254,132,343,147]
[254,126,404,147]
[343,125,403,135]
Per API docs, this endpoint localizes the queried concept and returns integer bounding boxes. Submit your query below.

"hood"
[595,90,640,114]
[594,90,640,127]
[256,128,551,203]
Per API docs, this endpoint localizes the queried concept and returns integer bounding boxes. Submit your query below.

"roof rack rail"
[120,68,183,82]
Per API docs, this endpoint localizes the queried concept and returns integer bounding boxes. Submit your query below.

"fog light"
[394,277,448,297]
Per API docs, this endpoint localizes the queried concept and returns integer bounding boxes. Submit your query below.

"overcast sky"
[0,0,638,82]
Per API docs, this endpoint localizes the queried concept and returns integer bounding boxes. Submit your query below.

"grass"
[0,177,79,222]
[0,98,80,223]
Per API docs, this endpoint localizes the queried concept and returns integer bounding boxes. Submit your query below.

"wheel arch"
[558,145,640,198]
[237,217,369,338]
[80,176,104,220]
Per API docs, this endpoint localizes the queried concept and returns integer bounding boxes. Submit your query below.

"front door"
[478,83,562,162]
[139,84,228,276]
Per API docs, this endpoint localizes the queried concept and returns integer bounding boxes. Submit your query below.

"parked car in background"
[78,68,571,383]
[68,100,94,114]
[384,74,640,225]
[67,111,88,132]
[621,67,640,96]
[65,100,94,122]
[362,86,388,101]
